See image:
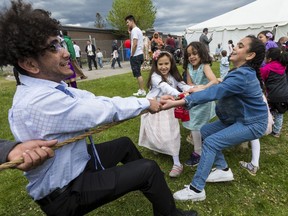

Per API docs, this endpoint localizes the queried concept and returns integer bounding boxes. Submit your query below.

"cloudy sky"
[2,0,255,35]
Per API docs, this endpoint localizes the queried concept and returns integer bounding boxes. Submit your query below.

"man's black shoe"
[176,208,198,216]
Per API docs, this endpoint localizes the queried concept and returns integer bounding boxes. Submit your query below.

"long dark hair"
[232,35,265,91]
[184,41,213,66]
[266,47,288,66]
[147,51,182,89]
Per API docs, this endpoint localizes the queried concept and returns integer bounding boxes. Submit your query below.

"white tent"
[185,0,288,55]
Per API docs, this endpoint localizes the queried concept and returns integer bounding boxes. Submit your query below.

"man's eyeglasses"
[42,40,64,53]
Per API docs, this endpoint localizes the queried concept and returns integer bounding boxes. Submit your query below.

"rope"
[0,110,148,171]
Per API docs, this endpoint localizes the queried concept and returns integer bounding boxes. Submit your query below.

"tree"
[107,0,156,35]
[95,12,106,28]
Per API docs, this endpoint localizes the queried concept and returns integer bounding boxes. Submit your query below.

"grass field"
[0,62,287,216]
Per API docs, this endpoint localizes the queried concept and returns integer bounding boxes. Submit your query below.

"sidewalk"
[4,61,132,82]
[77,61,131,82]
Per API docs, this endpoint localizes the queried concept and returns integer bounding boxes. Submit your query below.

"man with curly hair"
[0,1,197,216]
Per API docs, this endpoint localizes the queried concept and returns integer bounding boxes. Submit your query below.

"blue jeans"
[271,111,283,134]
[191,119,267,191]
[97,57,103,68]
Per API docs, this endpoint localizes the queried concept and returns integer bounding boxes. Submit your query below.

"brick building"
[61,25,181,62]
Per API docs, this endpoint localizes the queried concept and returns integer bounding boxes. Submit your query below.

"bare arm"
[197,64,218,89]
[186,72,194,85]
[131,38,138,56]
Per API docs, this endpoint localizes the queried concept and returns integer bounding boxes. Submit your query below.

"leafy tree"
[107,0,156,35]
[95,12,106,28]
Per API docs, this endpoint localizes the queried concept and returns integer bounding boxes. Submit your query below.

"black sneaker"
[185,152,200,167]
[175,208,198,216]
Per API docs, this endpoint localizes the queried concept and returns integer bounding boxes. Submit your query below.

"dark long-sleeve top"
[0,139,19,164]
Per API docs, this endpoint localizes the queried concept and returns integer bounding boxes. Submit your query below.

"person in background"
[142,30,151,69]
[214,43,222,61]
[0,2,197,216]
[111,40,122,69]
[165,34,176,53]
[111,49,120,69]
[62,30,87,79]
[220,50,229,79]
[73,41,82,69]
[124,38,131,61]
[199,28,213,53]
[59,34,77,88]
[151,32,164,52]
[125,15,146,97]
[96,48,103,69]
[277,36,288,51]
[175,37,180,49]
[260,47,288,138]
[85,40,98,71]
[228,39,234,58]
[182,35,188,49]
[161,35,267,202]
[257,30,278,51]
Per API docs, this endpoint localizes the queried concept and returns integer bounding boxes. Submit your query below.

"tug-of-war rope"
[0,110,149,171]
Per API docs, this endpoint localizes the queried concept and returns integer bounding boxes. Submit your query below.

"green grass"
[0,62,287,216]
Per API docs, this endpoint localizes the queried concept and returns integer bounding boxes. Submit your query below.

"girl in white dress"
[138,50,194,177]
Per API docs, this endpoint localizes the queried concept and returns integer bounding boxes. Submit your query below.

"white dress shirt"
[9,74,150,200]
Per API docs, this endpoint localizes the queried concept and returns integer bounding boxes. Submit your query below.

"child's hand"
[160,95,175,101]
[160,99,176,110]
[160,96,185,110]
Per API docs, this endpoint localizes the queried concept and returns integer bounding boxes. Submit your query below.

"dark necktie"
[55,85,105,170]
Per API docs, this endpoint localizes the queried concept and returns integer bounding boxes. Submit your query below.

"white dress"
[138,73,191,156]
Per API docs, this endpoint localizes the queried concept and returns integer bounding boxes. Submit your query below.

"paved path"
[5,61,132,82]
[77,61,132,82]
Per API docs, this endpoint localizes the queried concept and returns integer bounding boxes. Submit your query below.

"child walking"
[96,48,103,68]
[138,50,194,178]
[182,42,218,167]
[161,35,268,201]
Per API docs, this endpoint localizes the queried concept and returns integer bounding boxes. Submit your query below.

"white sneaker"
[206,168,234,182]
[133,89,146,96]
[173,185,206,202]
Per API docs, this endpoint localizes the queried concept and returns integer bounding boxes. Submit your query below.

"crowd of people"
[0,0,288,216]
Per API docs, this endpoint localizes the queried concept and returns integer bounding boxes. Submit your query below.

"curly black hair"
[0,0,61,67]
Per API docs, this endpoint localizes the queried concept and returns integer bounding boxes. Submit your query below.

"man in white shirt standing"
[125,15,146,97]
[73,41,82,68]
